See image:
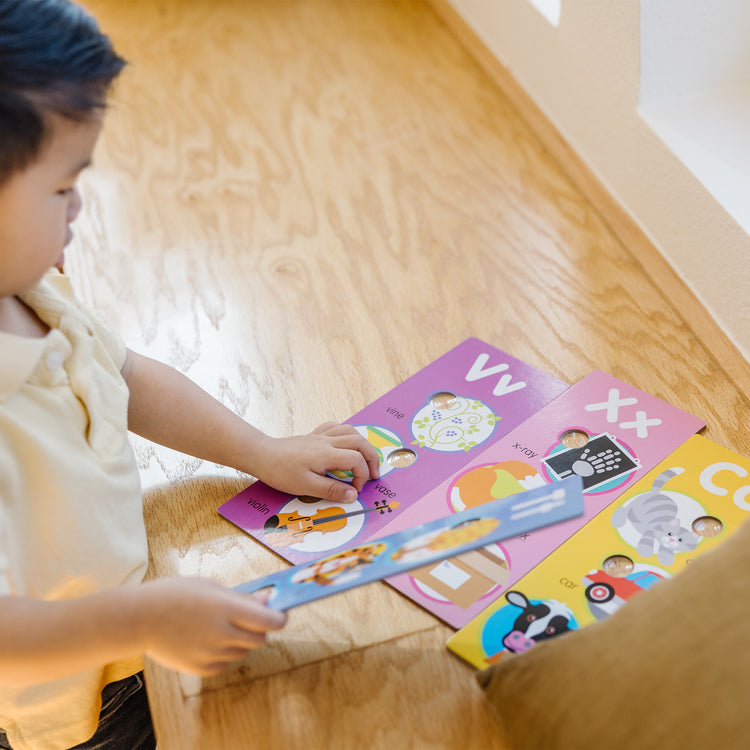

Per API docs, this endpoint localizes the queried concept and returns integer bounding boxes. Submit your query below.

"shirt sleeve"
[81,306,128,372]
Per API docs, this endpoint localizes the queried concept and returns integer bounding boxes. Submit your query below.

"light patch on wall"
[527,0,560,27]
[638,0,750,235]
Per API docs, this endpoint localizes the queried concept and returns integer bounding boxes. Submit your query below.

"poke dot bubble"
[561,430,589,449]
[430,391,457,410]
[387,448,417,469]
[602,554,634,577]
[692,516,723,537]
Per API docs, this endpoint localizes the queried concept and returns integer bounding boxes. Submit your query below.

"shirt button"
[45,351,65,370]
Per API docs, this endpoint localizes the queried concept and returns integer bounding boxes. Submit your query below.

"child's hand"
[253,422,381,503]
[138,578,287,676]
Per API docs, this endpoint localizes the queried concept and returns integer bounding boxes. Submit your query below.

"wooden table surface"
[71,1,750,748]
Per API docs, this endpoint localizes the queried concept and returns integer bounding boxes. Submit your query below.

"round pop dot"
[430,391,457,409]
[602,554,635,577]
[560,429,590,449]
[387,448,417,469]
[692,516,724,537]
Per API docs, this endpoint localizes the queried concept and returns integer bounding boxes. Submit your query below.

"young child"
[0,1,380,748]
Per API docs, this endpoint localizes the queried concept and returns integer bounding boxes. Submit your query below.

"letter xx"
[584,388,662,438]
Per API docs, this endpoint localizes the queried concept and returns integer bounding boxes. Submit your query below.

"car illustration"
[582,568,666,620]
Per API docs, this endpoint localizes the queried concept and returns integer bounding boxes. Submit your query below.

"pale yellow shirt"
[0,271,147,750]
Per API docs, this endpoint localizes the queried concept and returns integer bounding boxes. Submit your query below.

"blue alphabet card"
[234,477,584,611]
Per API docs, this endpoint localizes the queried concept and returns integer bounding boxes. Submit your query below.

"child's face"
[0,113,103,298]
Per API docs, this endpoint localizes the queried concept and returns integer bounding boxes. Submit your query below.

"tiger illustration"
[292,542,388,586]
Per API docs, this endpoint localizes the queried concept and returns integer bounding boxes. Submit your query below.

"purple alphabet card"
[218,338,568,564]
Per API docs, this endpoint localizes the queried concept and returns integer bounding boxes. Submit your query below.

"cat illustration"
[611,467,700,566]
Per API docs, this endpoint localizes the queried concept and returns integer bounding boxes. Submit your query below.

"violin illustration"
[263,499,400,548]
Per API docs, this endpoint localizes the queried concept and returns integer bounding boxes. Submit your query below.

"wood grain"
[152,626,510,750]
[67,1,750,748]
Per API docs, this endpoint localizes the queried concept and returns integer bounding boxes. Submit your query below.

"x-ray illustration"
[542,433,640,492]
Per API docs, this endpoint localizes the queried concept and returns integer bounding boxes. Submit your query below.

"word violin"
[263,499,400,548]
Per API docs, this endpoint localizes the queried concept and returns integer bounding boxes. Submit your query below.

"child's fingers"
[330,446,375,492]
[194,632,274,675]
[313,422,359,437]
[326,433,381,481]
[312,421,339,435]
[302,471,363,504]
[312,423,381,480]
[230,597,287,633]
[249,586,274,605]
[221,631,270,652]
[357,441,381,481]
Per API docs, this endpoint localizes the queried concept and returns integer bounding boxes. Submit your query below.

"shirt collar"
[0,271,68,402]
[0,332,47,402]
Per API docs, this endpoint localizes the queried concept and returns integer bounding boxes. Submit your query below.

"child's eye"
[57,187,74,196]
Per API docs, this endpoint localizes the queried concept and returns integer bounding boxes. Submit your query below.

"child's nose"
[67,187,82,223]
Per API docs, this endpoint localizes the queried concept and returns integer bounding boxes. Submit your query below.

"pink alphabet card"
[218,338,568,564]
[381,371,705,628]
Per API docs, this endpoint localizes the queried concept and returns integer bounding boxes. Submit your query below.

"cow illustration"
[500,590,575,654]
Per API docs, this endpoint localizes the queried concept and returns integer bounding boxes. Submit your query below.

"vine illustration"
[411,397,498,452]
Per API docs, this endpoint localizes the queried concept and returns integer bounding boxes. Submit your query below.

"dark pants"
[0,672,156,750]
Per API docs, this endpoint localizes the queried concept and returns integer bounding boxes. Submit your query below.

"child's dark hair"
[0,0,125,183]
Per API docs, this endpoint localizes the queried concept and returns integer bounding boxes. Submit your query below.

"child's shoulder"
[35,270,128,370]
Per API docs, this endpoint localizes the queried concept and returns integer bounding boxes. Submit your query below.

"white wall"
[640,0,750,106]
[446,0,750,362]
